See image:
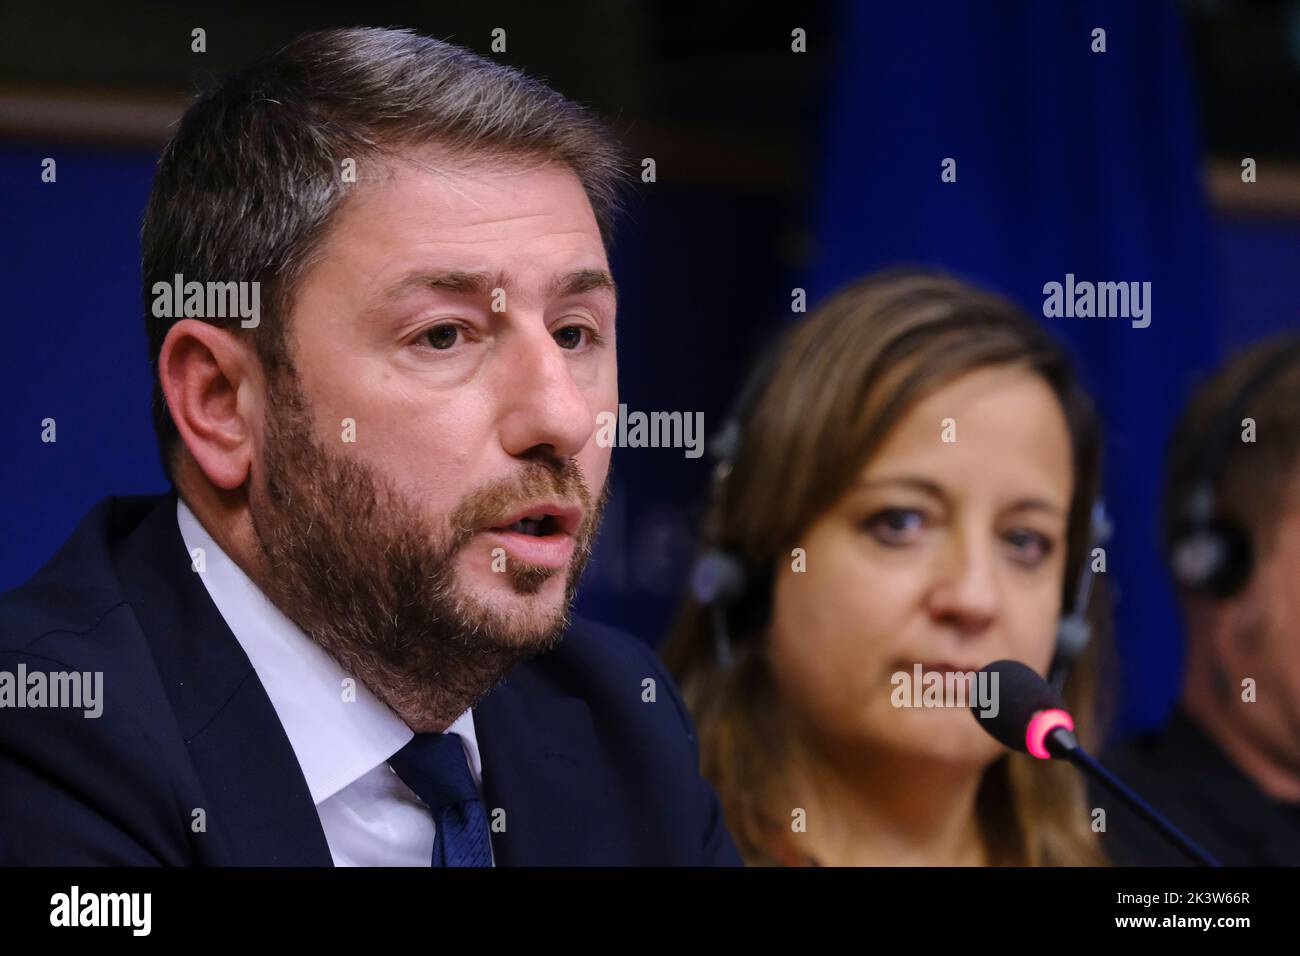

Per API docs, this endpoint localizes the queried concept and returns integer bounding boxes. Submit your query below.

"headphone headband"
[1169,338,1300,596]
[1188,340,1300,504]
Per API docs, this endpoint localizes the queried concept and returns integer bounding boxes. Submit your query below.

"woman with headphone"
[662,269,1112,866]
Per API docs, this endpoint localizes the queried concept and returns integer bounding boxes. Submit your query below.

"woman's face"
[768,365,1075,769]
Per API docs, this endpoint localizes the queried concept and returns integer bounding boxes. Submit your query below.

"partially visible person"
[662,270,1113,866]
[1097,335,1300,867]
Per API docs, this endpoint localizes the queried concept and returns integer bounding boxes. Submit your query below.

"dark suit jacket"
[0,491,742,866]
[1094,708,1300,867]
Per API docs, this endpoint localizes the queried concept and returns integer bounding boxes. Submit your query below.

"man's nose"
[495,327,595,462]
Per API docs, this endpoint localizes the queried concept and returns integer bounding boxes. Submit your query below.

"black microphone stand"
[1046,727,1221,867]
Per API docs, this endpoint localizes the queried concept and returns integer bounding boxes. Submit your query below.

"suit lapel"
[473,674,611,866]
[113,491,333,865]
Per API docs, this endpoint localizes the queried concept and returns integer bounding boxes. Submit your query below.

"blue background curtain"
[804,0,1221,735]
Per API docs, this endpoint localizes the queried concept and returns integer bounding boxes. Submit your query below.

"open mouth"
[477,501,583,571]
[502,514,564,537]
[486,501,583,539]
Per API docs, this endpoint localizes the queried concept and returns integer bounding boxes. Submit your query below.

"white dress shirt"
[176,497,493,866]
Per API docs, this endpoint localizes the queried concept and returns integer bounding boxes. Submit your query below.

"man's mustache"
[446,460,596,550]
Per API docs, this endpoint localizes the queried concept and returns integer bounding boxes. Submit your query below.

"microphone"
[970,659,1220,867]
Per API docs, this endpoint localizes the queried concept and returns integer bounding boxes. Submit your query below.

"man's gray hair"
[142,26,627,481]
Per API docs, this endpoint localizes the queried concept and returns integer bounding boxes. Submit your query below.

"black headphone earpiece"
[1167,340,1300,599]
[1168,513,1254,599]
[688,344,786,666]
[689,550,748,607]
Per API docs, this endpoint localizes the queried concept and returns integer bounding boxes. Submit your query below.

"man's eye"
[863,508,926,546]
[422,324,461,350]
[554,325,588,350]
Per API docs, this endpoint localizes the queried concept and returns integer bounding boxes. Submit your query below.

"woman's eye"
[1004,529,1053,566]
[421,323,461,350]
[864,508,926,545]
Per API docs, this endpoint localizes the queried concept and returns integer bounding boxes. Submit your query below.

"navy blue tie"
[388,732,492,867]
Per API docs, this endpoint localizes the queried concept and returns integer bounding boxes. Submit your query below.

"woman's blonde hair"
[662,269,1113,866]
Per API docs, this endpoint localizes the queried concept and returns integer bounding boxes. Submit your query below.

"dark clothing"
[1095,707,1300,866]
[0,491,742,866]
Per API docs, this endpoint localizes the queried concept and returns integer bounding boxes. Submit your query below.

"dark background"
[2,0,1297,739]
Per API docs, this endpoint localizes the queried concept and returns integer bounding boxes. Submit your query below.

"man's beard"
[245,367,608,732]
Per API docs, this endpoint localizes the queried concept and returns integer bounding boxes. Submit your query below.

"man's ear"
[158,320,260,491]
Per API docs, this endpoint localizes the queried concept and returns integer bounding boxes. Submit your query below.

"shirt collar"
[175,496,482,805]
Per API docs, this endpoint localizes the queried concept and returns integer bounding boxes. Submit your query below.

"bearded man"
[0,27,740,867]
